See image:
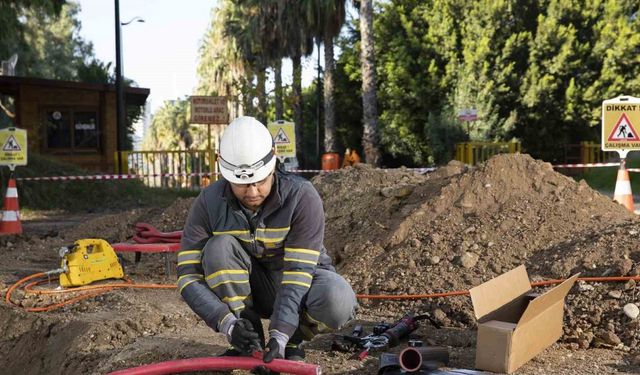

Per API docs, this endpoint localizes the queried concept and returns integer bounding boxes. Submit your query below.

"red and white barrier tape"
[552,162,619,168]
[16,172,219,181]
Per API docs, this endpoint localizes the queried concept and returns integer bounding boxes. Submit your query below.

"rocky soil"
[0,153,639,374]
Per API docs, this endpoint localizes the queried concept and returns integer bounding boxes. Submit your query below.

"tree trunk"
[257,66,267,124]
[292,54,305,167]
[359,0,381,166]
[323,31,337,153]
[274,59,283,120]
[242,76,253,117]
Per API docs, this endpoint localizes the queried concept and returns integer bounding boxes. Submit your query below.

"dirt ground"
[1,153,640,374]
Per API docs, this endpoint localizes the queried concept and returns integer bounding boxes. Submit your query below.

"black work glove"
[230,318,262,354]
[263,337,283,363]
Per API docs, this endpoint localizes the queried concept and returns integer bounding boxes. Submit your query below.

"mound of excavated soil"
[312,154,640,350]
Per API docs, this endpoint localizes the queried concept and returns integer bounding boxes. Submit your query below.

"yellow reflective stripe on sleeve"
[283,271,313,279]
[179,278,202,293]
[178,250,201,255]
[209,279,250,289]
[222,295,248,302]
[231,305,246,312]
[285,248,321,256]
[283,258,318,265]
[177,260,201,266]
[282,280,312,288]
[178,273,204,281]
[205,269,249,280]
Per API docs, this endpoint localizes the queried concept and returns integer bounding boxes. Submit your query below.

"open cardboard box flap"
[517,273,579,326]
[469,265,531,320]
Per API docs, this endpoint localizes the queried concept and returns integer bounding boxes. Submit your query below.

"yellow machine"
[58,239,124,287]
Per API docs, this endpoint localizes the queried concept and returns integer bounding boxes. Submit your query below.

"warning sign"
[2,135,21,151]
[608,113,639,141]
[268,121,296,158]
[602,96,640,152]
[189,96,228,124]
[0,127,28,167]
[273,128,290,144]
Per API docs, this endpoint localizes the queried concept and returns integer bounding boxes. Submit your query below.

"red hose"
[107,356,321,375]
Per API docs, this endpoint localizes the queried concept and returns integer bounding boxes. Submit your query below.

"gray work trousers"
[202,234,357,340]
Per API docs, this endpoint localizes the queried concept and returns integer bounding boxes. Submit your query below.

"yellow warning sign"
[602,96,640,152]
[268,121,296,158]
[0,127,27,166]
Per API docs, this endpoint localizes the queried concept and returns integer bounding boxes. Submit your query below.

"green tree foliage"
[334,0,640,165]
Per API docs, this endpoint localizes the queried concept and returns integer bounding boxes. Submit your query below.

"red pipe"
[107,356,321,375]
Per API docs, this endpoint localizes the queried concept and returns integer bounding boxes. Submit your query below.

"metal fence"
[455,141,617,166]
[115,149,217,190]
[455,142,521,165]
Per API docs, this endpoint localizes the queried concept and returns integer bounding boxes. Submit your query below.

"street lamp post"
[114,0,125,174]
[114,0,144,174]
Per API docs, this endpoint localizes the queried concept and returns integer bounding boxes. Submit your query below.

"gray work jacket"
[177,171,333,337]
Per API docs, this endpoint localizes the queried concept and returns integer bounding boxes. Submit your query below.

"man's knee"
[201,234,249,271]
[305,270,357,330]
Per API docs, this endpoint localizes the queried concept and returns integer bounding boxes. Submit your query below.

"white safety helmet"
[218,116,276,184]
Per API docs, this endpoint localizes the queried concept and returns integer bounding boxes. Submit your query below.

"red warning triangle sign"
[608,113,640,141]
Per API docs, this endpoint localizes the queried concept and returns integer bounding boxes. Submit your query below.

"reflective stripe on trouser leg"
[202,234,253,316]
[297,268,358,340]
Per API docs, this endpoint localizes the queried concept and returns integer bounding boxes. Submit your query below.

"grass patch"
[0,154,198,212]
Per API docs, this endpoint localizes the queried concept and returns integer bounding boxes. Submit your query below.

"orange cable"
[355,276,640,300]
[6,274,640,311]
[5,272,176,313]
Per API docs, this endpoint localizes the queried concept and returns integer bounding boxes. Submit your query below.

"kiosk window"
[44,109,99,151]
[45,110,71,149]
[73,111,98,148]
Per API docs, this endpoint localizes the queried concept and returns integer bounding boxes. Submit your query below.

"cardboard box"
[470,265,579,374]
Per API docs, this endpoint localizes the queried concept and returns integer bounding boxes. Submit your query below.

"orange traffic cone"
[0,177,22,235]
[613,167,634,212]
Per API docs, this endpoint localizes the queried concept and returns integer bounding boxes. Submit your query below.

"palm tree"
[197,1,248,118]
[359,0,381,166]
[279,0,314,166]
[304,0,346,154]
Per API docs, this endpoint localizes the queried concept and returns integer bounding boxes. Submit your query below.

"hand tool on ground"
[333,312,439,360]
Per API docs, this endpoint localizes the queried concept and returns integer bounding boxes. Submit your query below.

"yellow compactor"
[58,239,124,287]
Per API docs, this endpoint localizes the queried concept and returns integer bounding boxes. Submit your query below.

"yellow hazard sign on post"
[602,96,640,157]
[268,120,296,158]
[0,127,27,169]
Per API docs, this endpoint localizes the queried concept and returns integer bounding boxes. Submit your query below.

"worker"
[177,116,357,364]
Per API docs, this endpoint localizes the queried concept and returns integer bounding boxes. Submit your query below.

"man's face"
[229,171,275,210]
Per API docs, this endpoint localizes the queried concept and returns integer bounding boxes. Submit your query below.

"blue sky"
[76,0,324,115]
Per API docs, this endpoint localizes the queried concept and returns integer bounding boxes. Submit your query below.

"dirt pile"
[313,154,640,349]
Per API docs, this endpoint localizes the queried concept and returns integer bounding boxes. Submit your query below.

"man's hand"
[263,337,282,363]
[230,318,262,354]
[263,330,289,363]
